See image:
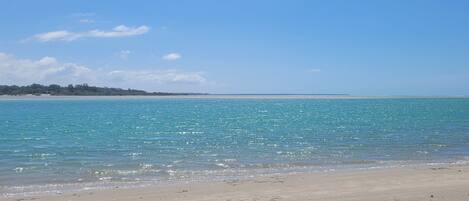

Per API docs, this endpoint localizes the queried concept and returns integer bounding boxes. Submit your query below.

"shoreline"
[3,162,469,201]
[1,94,469,101]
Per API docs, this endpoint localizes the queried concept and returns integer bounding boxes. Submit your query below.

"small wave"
[215,163,229,168]
[3,159,469,197]
[13,167,24,173]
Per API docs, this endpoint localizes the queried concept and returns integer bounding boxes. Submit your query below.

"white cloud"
[31,25,150,42]
[0,53,94,85]
[34,31,76,42]
[37,57,58,66]
[118,50,131,60]
[0,52,206,88]
[162,53,181,61]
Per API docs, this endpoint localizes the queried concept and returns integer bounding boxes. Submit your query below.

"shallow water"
[1,97,469,195]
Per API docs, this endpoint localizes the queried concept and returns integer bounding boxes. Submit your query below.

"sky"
[0,0,468,95]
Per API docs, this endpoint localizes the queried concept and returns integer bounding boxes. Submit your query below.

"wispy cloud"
[308,68,321,73]
[0,52,206,88]
[118,50,131,60]
[78,19,95,24]
[29,25,150,42]
[70,12,96,17]
[162,53,181,61]
[108,70,206,84]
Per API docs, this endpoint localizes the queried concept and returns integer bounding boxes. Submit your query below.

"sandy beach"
[3,164,469,201]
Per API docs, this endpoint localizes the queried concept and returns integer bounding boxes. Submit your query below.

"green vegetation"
[0,84,204,96]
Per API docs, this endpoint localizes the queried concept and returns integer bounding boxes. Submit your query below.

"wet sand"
[3,164,469,201]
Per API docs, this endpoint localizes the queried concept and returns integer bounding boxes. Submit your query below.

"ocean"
[1,96,469,196]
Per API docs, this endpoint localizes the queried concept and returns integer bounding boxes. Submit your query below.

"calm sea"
[1,96,469,195]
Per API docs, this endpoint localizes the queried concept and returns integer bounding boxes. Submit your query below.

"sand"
[2,164,469,201]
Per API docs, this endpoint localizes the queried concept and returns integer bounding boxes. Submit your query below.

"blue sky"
[0,0,468,95]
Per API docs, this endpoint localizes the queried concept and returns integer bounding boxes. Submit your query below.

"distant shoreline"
[1,94,468,100]
[0,84,207,96]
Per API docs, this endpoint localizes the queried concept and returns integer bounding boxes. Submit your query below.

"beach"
[3,0,469,199]
[2,164,469,201]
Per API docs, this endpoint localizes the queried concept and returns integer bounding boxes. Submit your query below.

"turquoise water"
[1,97,469,195]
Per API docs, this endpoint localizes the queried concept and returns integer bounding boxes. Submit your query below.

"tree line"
[0,84,201,96]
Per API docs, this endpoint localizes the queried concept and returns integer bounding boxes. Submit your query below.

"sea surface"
[1,96,469,196]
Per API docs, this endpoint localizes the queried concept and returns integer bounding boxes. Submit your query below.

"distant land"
[214,93,350,96]
[0,84,207,96]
